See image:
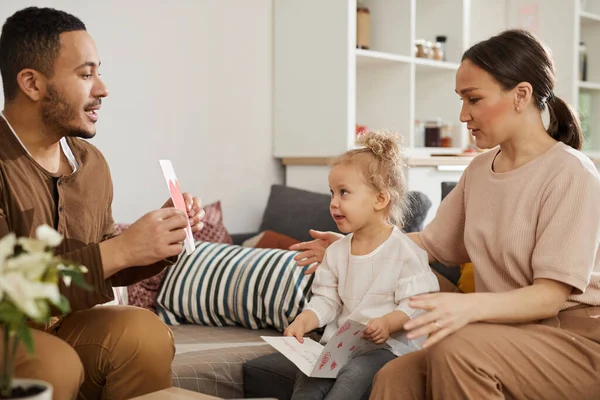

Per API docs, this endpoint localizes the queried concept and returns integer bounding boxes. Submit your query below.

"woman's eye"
[469,98,480,104]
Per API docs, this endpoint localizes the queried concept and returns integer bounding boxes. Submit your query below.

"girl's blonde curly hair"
[331,130,409,227]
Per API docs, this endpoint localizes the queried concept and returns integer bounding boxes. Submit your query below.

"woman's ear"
[374,191,391,211]
[514,81,534,112]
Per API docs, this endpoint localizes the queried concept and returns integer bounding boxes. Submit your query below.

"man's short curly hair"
[0,7,86,101]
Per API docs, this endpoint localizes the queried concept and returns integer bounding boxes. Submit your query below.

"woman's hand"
[403,293,480,348]
[289,230,344,274]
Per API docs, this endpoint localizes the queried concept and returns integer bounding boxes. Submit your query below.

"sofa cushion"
[156,242,314,331]
[259,185,431,242]
[171,325,279,398]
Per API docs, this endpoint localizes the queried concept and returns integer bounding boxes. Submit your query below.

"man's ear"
[374,191,391,211]
[16,69,46,101]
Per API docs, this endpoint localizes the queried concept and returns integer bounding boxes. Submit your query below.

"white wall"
[0,0,283,233]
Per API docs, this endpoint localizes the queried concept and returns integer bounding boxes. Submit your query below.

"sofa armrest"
[230,232,259,246]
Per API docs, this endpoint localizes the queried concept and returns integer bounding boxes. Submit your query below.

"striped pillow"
[156,242,314,332]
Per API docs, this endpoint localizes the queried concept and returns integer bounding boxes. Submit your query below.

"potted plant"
[0,225,90,399]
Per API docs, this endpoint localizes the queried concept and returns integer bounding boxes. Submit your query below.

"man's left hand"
[162,193,205,233]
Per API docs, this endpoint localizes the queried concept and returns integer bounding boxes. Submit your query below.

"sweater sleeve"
[303,245,343,327]
[420,166,470,266]
[531,166,600,295]
[395,244,441,317]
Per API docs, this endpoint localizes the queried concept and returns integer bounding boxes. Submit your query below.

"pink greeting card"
[159,160,195,255]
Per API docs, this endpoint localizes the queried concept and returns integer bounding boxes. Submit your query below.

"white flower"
[0,232,16,267]
[17,237,47,254]
[35,225,63,248]
[0,272,61,319]
[5,252,53,281]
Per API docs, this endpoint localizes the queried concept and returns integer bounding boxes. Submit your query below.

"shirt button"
[57,180,62,186]
[59,206,64,213]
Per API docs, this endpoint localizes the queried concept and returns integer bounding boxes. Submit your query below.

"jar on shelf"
[432,42,444,61]
[414,119,425,147]
[580,41,588,81]
[440,123,453,147]
[424,119,442,147]
[356,2,370,50]
[435,36,447,61]
[415,40,427,58]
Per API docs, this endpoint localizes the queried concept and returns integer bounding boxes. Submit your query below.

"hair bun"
[357,130,401,162]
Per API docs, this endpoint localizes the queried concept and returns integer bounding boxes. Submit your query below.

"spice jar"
[424,119,442,147]
[415,40,427,58]
[356,2,370,50]
[440,123,453,147]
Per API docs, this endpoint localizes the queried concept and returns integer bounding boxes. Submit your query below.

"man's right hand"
[101,208,188,277]
[289,230,343,274]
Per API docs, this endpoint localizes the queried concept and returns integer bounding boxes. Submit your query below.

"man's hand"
[362,317,391,345]
[162,193,204,233]
[284,319,308,343]
[101,208,189,277]
[289,230,343,274]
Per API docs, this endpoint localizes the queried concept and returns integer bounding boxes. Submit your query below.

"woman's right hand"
[289,230,344,274]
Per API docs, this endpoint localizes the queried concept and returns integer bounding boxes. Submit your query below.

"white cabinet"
[505,0,600,158]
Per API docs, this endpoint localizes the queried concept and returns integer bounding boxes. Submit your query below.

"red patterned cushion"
[193,201,233,244]
[126,200,232,312]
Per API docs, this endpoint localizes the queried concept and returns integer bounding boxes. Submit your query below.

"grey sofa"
[167,184,453,398]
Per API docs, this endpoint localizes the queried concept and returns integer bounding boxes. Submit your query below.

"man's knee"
[15,330,84,400]
[110,307,175,374]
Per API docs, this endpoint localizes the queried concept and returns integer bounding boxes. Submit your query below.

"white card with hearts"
[262,319,388,378]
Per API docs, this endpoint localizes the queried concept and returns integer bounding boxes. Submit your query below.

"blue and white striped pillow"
[156,242,314,331]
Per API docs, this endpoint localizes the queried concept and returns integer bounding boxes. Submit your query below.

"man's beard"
[41,84,97,139]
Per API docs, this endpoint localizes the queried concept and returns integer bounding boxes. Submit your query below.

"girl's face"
[456,59,519,149]
[328,163,380,234]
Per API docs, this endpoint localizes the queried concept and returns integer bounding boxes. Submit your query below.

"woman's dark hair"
[0,7,86,102]
[462,29,582,150]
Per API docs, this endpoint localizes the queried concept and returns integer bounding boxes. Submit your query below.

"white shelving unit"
[273,0,507,224]
[506,0,600,156]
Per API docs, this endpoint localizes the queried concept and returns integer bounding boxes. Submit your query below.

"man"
[0,7,204,399]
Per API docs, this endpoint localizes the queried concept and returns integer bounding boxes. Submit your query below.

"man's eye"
[82,74,92,79]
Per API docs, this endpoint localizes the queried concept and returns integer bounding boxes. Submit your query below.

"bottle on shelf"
[579,42,588,82]
[440,123,453,147]
[424,119,442,147]
[434,36,447,61]
[356,2,370,50]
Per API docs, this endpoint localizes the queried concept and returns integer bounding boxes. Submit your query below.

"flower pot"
[0,379,52,400]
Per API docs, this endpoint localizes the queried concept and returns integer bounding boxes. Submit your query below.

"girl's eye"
[341,190,349,196]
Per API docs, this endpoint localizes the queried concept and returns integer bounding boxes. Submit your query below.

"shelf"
[413,57,460,72]
[355,49,459,71]
[579,81,600,91]
[356,49,412,67]
[580,11,600,25]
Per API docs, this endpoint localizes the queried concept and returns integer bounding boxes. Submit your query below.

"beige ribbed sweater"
[421,142,600,309]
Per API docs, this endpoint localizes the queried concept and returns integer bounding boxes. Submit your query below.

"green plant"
[0,225,90,397]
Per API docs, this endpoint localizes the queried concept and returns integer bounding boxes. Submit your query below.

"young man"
[0,7,204,399]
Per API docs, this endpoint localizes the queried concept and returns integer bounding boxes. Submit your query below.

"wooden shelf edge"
[281,156,475,167]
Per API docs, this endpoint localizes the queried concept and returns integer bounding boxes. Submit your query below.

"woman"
[291,29,600,399]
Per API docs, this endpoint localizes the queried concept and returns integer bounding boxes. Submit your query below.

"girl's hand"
[284,320,307,343]
[362,317,390,345]
[403,293,480,348]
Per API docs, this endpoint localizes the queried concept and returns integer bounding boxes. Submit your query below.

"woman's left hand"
[404,293,480,348]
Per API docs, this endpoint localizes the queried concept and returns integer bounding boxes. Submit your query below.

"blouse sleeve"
[303,244,343,327]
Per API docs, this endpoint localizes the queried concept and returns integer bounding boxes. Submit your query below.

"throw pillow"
[156,242,314,332]
[193,201,233,244]
[127,200,234,312]
[255,230,300,250]
[458,263,475,293]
